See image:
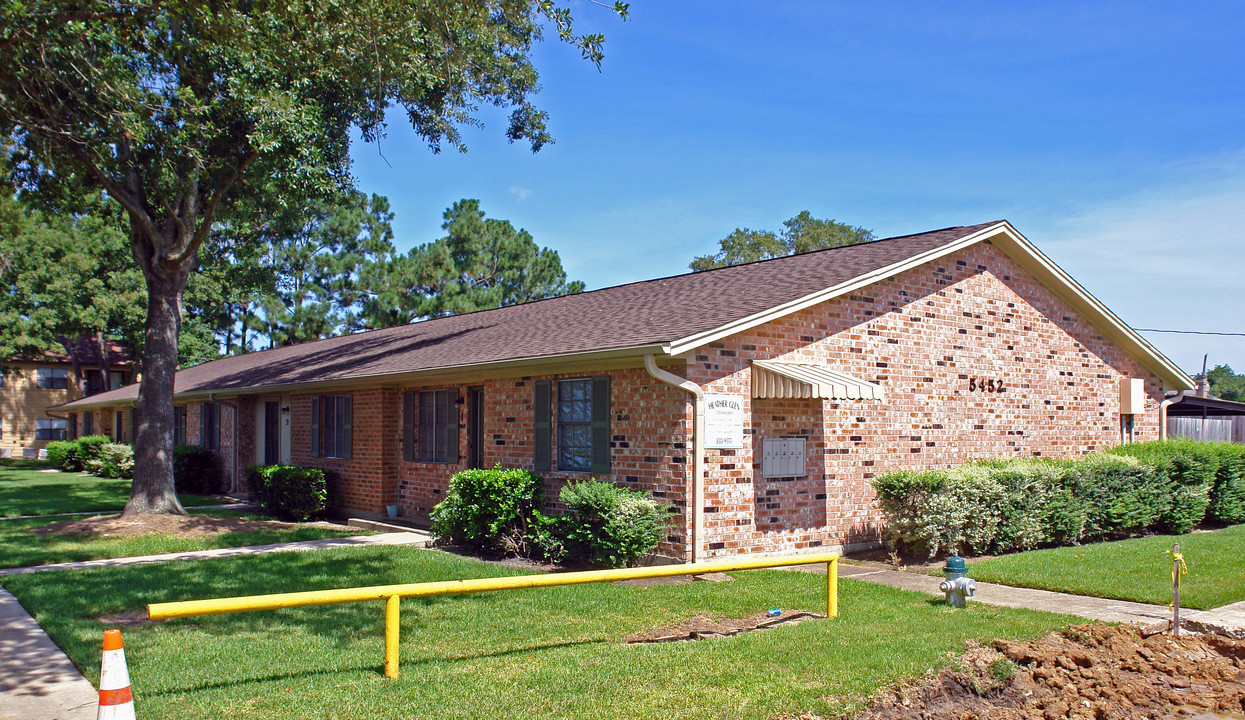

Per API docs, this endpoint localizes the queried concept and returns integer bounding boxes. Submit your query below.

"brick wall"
[686,240,1168,558]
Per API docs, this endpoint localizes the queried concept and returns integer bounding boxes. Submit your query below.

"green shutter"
[533,380,551,472]
[310,397,320,458]
[591,375,611,475]
[446,392,460,465]
[342,396,353,460]
[402,391,415,462]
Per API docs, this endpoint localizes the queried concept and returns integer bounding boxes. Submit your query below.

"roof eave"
[665,221,1195,392]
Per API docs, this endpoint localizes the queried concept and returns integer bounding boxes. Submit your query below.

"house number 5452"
[969,377,1005,393]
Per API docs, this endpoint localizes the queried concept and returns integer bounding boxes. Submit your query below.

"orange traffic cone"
[97,629,135,720]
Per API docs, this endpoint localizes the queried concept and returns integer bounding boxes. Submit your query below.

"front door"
[264,401,281,465]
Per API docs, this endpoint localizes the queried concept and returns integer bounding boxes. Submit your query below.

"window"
[534,377,610,474]
[409,389,458,464]
[174,407,187,446]
[311,395,351,459]
[114,410,124,442]
[84,412,94,435]
[36,368,69,389]
[200,403,220,451]
[36,418,68,441]
[68,413,78,440]
[110,370,127,389]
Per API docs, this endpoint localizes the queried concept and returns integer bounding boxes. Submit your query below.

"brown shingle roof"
[66,221,999,406]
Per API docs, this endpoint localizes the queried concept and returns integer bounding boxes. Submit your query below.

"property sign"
[705,394,744,449]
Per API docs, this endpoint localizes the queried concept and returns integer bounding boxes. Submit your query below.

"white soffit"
[752,360,886,400]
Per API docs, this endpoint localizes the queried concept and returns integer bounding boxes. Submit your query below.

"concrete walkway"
[0,530,432,577]
[0,529,432,719]
[824,561,1245,633]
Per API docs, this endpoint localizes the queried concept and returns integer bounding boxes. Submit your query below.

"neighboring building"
[1164,393,1245,443]
[1,339,134,457]
[58,221,1194,560]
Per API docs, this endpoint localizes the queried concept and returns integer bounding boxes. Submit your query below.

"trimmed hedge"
[556,479,673,568]
[173,445,225,494]
[74,435,112,470]
[44,440,81,471]
[430,466,547,557]
[245,465,328,521]
[875,440,1244,557]
[83,443,133,479]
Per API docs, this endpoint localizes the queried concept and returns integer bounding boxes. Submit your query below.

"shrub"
[173,445,225,494]
[44,440,80,471]
[1110,440,1214,533]
[430,466,546,557]
[1071,454,1165,540]
[555,480,673,568]
[83,443,134,479]
[245,465,327,521]
[73,435,112,469]
[1206,442,1245,524]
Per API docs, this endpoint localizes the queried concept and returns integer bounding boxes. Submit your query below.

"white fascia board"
[664,221,1194,392]
[663,223,1006,357]
[986,225,1194,391]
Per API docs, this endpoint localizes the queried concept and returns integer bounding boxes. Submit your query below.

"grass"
[967,524,1245,610]
[0,510,370,569]
[0,461,220,517]
[1,546,1074,720]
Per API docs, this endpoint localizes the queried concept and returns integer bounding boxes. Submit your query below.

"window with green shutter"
[555,376,610,474]
[417,389,458,464]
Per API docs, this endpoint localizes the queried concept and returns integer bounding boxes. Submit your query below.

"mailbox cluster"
[761,437,807,478]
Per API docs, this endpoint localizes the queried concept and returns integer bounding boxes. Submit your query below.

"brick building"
[59,221,1193,560]
[1,339,133,458]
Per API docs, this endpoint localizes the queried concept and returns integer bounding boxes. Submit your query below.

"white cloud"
[508,185,533,201]
[1034,151,1245,373]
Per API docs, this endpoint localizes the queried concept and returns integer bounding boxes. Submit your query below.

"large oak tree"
[1,0,626,516]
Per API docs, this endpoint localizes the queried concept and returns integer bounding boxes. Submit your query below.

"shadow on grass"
[144,637,607,696]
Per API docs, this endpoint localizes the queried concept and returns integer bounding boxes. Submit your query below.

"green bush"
[245,465,327,521]
[174,445,225,494]
[555,480,673,568]
[1109,440,1214,533]
[1072,454,1165,540]
[44,440,80,471]
[73,435,112,469]
[1206,442,1245,524]
[430,466,547,557]
[83,443,134,479]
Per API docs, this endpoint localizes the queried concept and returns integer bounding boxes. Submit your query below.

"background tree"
[1207,364,1245,402]
[1,1,627,516]
[690,211,875,271]
[358,199,583,326]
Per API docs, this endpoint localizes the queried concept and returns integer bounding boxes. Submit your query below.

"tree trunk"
[122,268,188,516]
[95,330,110,392]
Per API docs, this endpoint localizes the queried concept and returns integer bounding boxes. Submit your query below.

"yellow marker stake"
[827,558,838,618]
[385,595,400,678]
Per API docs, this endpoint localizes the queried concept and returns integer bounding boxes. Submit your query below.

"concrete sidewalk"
[0,530,432,577]
[823,561,1245,633]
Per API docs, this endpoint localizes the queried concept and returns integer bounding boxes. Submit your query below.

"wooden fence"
[1167,416,1245,443]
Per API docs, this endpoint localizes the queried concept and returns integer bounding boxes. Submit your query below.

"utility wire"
[1135,328,1245,337]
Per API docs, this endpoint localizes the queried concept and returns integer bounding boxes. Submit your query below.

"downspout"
[644,354,705,563]
[1159,396,1176,441]
[209,394,241,495]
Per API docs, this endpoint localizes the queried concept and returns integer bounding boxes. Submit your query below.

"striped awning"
[751,360,886,400]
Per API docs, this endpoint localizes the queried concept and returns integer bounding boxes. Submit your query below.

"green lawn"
[967,524,1245,610]
[1,546,1073,720]
[0,510,369,569]
[0,462,220,516]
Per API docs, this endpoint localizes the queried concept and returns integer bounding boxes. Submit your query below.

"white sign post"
[704,394,744,449]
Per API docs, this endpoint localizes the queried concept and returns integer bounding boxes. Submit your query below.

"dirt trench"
[847,623,1245,720]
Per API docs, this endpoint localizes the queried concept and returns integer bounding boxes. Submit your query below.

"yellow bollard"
[384,595,400,678]
[827,558,838,618]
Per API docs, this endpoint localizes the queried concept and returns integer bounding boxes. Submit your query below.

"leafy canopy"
[690,211,874,271]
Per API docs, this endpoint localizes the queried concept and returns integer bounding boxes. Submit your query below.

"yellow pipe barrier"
[148,552,839,678]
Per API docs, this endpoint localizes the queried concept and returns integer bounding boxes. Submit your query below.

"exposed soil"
[33,513,347,539]
[836,623,1245,720]
[624,610,820,643]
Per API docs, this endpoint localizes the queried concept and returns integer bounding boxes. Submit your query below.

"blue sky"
[350,1,1245,377]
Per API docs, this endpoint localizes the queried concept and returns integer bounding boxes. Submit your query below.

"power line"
[1135,328,1245,337]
